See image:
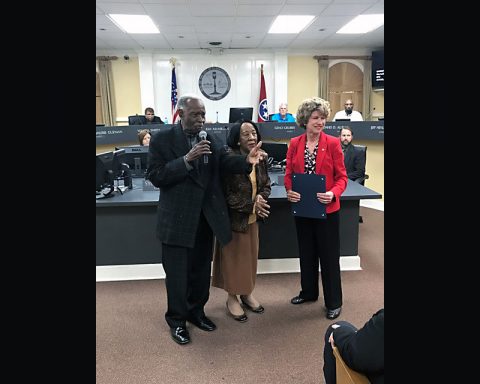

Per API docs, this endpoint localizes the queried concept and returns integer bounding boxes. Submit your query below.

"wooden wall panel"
[328,62,363,119]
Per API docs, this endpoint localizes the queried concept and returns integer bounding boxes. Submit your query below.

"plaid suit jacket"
[146,124,250,248]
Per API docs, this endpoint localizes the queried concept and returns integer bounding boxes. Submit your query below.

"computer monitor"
[96,149,125,191]
[372,49,384,89]
[261,142,288,163]
[115,145,149,177]
[335,118,351,122]
[228,107,253,123]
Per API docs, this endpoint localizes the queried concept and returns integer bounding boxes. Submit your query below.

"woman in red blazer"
[284,97,348,320]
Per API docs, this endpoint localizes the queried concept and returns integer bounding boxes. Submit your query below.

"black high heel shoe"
[240,295,265,314]
[226,302,248,322]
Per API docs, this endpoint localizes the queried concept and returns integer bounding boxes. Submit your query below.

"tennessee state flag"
[171,66,179,124]
[258,64,268,122]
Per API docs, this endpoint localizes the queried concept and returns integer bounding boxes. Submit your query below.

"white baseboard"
[96,256,362,282]
[96,264,165,282]
[360,199,384,211]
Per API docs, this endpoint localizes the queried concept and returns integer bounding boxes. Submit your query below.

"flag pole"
[170,58,179,124]
[258,64,268,122]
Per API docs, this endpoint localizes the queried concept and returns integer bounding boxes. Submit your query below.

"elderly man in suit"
[146,95,265,345]
[339,127,366,183]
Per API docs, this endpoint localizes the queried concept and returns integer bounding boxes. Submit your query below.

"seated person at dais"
[144,107,163,124]
[332,99,363,121]
[138,129,151,146]
[339,127,365,183]
[270,103,295,122]
[130,107,164,125]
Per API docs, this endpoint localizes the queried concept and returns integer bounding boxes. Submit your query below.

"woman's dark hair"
[226,119,262,149]
[138,129,151,145]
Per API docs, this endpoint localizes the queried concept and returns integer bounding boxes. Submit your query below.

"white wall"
[137,52,288,124]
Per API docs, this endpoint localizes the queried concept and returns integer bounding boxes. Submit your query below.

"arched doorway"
[328,62,363,120]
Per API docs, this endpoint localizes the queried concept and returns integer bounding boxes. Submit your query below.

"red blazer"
[284,132,348,214]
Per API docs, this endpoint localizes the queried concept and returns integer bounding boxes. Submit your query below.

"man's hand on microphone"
[186,139,211,162]
[247,141,267,165]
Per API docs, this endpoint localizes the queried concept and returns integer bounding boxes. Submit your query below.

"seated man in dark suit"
[323,308,384,384]
[130,107,164,125]
[339,127,365,183]
[144,107,163,124]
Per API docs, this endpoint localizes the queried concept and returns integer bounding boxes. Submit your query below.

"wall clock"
[198,67,231,101]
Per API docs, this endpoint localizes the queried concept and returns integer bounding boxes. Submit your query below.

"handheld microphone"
[199,130,208,164]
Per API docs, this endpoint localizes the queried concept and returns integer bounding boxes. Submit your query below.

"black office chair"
[353,144,369,223]
[128,115,145,125]
[352,145,369,185]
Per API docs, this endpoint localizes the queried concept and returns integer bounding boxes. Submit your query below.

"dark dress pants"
[161,213,214,328]
[323,321,357,384]
[294,210,342,309]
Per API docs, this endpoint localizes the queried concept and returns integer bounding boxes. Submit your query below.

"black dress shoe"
[240,296,265,314]
[290,296,316,305]
[170,326,190,345]
[188,315,217,331]
[326,307,342,320]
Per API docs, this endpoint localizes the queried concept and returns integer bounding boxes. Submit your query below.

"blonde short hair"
[295,97,331,128]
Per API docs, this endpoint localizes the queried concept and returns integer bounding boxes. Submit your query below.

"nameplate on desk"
[323,121,384,140]
[143,179,159,191]
[258,122,302,139]
[96,124,171,145]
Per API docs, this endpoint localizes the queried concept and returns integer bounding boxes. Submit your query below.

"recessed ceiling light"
[269,15,315,34]
[337,14,384,34]
[107,14,160,34]
[209,41,222,46]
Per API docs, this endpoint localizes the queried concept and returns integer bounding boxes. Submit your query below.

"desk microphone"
[135,113,142,125]
[199,130,208,164]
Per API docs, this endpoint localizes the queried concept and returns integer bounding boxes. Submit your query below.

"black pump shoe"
[226,302,248,322]
[240,296,265,313]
